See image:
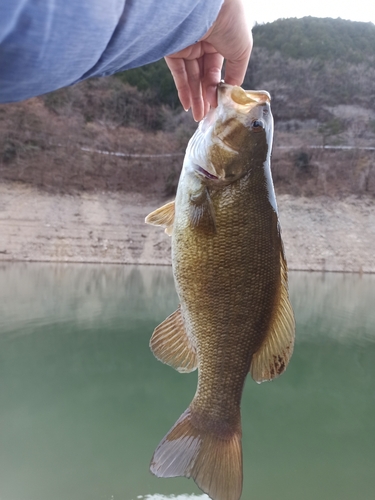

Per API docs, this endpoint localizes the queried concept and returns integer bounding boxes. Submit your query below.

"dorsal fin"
[250,248,295,383]
[150,307,198,373]
[145,201,175,236]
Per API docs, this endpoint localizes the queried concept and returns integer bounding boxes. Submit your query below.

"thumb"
[223,35,252,85]
[201,0,252,86]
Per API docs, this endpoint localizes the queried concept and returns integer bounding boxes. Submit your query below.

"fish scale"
[175,179,280,417]
[146,83,295,500]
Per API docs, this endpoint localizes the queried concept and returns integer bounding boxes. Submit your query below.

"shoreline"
[0,183,374,273]
[1,260,373,275]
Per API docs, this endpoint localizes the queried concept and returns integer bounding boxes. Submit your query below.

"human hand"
[164,0,252,122]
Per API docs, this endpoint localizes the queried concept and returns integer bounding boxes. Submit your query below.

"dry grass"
[0,81,187,195]
[272,148,375,197]
[0,76,374,198]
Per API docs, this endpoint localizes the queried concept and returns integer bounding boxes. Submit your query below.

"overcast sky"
[244,0,375,26]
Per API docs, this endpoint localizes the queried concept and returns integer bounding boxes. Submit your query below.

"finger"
[223,30,252,86]
[195,52,213,119]
[203,100,210,117]
[164,56,191,111]
[200,0,253,87]
[185,58,204,122]
[201,51,223,108]
[223,45,252,86]
[200,68,210,118]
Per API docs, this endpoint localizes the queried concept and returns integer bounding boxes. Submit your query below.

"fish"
[145,83,295,500]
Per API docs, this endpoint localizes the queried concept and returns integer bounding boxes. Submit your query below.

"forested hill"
[1,17,375,197]
[252,17,375,63]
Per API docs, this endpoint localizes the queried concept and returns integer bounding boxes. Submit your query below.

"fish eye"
[251,120,264,131]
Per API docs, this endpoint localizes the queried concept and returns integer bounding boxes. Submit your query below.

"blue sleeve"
[0,0,223,103]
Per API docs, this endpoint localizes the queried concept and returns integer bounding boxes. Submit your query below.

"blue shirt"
[0,0,223,103]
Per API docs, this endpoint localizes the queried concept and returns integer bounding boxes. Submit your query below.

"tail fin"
[150,408,242,500]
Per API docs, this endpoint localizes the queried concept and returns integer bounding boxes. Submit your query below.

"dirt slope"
[0,182,373,273]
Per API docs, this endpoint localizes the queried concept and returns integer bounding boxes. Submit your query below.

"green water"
[0,263,374,500]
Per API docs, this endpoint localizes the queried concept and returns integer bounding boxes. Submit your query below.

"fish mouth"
[218,82,271,109]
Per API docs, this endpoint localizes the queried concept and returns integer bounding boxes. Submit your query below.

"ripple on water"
[136,495,210,500]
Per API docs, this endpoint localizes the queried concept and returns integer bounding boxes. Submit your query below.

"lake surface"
[0,263,374,500]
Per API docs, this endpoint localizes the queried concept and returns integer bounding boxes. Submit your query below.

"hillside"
[0,17,375,198]
[252,17,375,64]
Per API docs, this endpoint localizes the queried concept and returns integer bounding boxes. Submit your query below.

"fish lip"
[217,82,271,108]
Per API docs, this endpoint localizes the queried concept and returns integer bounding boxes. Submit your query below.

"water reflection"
[0,263,177,336]
[290,271,375,344]
[0,263,374,500]
[140,496,208,500]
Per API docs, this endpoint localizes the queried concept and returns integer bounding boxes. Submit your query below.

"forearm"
[0,0,223,103]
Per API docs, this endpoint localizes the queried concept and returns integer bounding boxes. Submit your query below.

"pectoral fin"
[250,249,295,383]
[145,201,175,236]
[150,307,197,373]
[189,188,216,233]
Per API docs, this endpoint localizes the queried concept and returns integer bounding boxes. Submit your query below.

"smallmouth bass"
[145,83,295,500]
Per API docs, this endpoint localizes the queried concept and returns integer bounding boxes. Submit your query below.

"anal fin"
[150,307,197,373]
[250,248,295,383]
